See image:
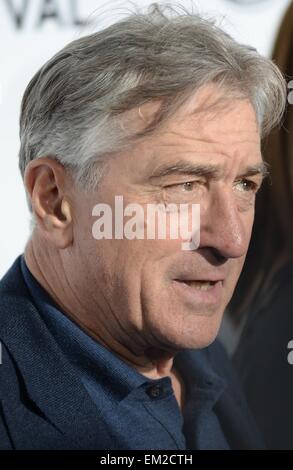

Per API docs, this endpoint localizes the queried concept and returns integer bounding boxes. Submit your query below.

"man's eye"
[162,180,204,203]
[235,179,258,193]
[181,181,197,192]
[166,181,199,192]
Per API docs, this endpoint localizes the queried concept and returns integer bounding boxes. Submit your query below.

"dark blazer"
[0,257,264,450]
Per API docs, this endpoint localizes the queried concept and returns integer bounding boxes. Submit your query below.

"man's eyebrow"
[149,160,269,181]
[238,162,270,179]
[149,161,223,180]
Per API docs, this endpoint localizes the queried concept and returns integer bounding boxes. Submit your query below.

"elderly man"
[0,4,286,450]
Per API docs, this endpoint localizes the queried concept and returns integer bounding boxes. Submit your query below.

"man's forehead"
[130,121,262,183]
[142,127,262,174]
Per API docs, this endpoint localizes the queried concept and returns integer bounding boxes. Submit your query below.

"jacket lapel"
[0,257,113,449]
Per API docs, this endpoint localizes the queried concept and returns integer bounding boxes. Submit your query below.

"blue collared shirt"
[20,256,229,450]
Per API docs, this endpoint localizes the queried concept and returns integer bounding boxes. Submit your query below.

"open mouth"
[172,278,223,306]
[175,280,218,291]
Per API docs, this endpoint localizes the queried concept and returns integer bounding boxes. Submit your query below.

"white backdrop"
[0,0,291,277]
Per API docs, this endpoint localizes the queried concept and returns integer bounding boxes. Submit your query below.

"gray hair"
[19,2,287,193]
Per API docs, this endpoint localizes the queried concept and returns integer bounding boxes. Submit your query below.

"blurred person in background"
[233,1,293,450]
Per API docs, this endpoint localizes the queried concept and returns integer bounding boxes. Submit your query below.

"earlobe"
[24,157,74,248]
[40,198,74,249]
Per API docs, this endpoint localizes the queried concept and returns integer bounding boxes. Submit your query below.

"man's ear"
[24,157,73,249]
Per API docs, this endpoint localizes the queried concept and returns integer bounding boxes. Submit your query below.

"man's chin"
[153,315,223,352]
[176,331,219,351]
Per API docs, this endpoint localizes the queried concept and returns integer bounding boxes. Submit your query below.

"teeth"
[184,281,214,291]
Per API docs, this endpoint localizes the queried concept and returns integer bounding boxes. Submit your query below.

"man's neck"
[24,237,180,382]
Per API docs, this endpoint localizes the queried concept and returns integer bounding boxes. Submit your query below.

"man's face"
[69,86,263,354]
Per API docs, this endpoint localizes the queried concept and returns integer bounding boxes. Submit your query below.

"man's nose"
[199,192,249,259]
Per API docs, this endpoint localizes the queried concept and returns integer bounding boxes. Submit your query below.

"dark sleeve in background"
[233,264,293,450]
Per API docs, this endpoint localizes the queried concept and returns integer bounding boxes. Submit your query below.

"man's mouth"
[179,280,217,291]
[171,278,223,306]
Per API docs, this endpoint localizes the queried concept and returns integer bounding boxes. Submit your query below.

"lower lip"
[171,279,223,306]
